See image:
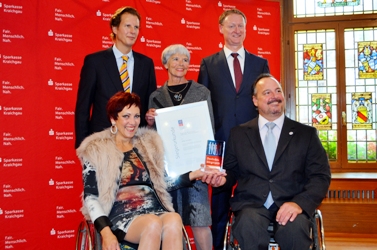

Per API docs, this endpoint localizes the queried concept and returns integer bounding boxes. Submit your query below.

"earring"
[110,124,118,134]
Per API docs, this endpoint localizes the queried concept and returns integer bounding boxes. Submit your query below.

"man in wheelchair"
[204,74,331,250]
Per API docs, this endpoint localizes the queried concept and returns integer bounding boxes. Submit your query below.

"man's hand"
[199,164,227,187]
[276,202,302,226]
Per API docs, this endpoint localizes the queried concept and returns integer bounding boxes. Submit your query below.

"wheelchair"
[224,209,325,250]
[75,219,192,250]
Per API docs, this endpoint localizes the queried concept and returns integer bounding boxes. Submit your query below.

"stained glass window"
[345,27,377,162]
[294,29,338,160]
[294,0,377,18]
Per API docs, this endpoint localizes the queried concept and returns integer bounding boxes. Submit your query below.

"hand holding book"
[200,164,227,187]
[205,140,226,170]
[189,165,227,182]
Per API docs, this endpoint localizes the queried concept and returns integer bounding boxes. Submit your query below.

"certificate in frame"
[155,101,214,177]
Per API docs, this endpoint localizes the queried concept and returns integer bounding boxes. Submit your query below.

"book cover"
[205,140,225,169]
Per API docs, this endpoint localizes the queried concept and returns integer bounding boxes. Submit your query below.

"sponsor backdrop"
[0,0,280,249]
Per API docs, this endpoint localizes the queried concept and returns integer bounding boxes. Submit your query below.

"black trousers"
[232,204,312,250]
[211,189,232,250]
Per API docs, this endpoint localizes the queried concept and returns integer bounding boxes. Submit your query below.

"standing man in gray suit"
[75,6,156,148]
[197,9,270,249]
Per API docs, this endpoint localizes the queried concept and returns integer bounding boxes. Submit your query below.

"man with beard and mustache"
[205,73,331,250]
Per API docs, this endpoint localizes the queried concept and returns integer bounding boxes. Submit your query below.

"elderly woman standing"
[77,92,223,250]
[146,44,214,250]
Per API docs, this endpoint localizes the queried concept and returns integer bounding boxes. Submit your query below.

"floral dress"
[84,150,166,234]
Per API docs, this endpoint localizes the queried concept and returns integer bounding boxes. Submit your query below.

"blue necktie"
[264,122,276,208]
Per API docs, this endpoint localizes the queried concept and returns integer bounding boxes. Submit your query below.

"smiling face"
[219,13,246,51]
[112,12,140,53]
[252,77,285,121]
[165,53,189,82]
[111,104,140,141]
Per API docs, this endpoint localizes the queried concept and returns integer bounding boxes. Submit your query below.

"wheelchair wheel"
[75,220,137,250]
[75,220,101,250]
[224,212,240,250]
[311,210,325,250]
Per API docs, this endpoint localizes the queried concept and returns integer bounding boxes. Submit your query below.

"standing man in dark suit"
[206,73,331,250]
[197,9,270,249]
[75,6,156,148]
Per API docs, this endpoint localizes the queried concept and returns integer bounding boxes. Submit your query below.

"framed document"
[155,101,214,177]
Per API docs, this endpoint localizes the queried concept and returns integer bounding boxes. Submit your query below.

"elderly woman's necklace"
[167,82,189,102]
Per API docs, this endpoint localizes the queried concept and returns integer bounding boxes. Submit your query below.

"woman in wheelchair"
[77,92,224,250]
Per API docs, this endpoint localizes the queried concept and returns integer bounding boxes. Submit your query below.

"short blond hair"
[218,9,247,25]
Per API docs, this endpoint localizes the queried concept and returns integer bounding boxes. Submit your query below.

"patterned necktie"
[263,122,276,208]
[231,53,243,92]
[120,55,130,92]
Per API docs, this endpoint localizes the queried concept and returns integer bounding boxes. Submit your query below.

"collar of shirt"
[223,46,245,60]
[112,45,134,71]
[258,113,285,146]
[223,46,245,86]
[112,45,134,91]
[224,47,245,70]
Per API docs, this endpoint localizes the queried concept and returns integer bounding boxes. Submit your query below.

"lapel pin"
[289,132,293,135]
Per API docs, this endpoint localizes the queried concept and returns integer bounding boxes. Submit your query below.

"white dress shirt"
[113,45,135,92]
[258,113,285,149]
[224,46,245,88]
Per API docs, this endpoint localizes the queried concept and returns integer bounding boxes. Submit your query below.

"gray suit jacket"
[219,116,331,217]
[148,80,215,131]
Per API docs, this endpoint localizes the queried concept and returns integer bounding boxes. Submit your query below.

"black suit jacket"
[219,117,331,217]
[74,48,156,148]
[198,49,269,142]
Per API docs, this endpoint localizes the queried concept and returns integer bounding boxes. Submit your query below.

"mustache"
[267,98,283,105]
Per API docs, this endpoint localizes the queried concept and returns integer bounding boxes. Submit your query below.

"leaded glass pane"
[345,50,355,67]
[344,27,377,163]
[332,107,338,122]
[294,0,377,18]
[327,69,337,85]
[348,141,357,160]
[295,29,338,160]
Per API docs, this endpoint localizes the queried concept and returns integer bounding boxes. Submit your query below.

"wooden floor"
[324,237,377,250]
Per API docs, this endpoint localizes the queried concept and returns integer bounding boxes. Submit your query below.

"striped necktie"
[120,55,130,92]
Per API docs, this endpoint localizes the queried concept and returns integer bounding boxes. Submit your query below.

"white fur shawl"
[77,127,174,219]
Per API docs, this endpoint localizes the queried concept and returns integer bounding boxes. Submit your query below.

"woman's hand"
[100,226,120,250]
[189,165,227,186]
[145,108,157,127]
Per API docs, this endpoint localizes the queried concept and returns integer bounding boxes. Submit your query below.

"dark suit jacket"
[219,116,331,217]
[75,48,156,148]
[198,49,270,142]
